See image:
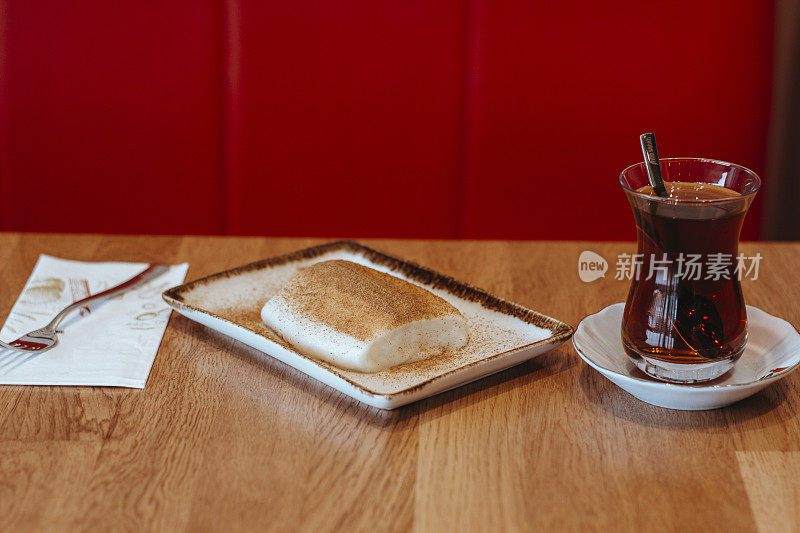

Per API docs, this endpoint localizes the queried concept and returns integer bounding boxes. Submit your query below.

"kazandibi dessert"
[260,260,469,372]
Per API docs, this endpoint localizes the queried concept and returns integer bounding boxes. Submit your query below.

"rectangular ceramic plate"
[162,241,573,409]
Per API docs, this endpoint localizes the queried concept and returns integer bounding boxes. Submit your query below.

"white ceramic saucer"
[573,303,800,410]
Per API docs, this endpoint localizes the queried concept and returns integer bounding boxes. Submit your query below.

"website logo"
[578,251,608,282]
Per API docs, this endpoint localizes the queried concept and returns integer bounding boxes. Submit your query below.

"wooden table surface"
[0,233,798,532]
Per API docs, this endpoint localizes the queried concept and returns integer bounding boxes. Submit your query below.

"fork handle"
[44,264,170,331]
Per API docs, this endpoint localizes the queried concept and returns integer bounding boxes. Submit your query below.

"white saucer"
[573,303,800,410]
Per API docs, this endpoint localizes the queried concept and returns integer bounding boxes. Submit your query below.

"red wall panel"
[226,0,467,238]
[0,1,223,234]
[0,1,774,240]
[462,0,773,241]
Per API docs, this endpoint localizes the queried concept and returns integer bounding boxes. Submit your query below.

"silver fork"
[0,264,169,353]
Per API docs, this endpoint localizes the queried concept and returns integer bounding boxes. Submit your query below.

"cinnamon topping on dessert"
[273,260,461,342]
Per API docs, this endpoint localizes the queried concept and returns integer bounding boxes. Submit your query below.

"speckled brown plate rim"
[162,240,574,400]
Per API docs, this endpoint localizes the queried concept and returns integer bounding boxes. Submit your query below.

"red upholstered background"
[0,1,773,240]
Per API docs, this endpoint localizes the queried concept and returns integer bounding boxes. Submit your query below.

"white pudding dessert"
[260,260,469,372]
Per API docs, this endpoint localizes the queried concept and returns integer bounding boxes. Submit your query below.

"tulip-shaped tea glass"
[619,158,761,383]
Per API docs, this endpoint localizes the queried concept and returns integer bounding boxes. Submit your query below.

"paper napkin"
[0,255,188,388]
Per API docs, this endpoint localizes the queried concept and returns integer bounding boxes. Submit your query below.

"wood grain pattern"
[737,451,800,533]
[0,234,798,532]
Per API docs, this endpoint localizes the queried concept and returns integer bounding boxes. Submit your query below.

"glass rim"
[618,157,761,204]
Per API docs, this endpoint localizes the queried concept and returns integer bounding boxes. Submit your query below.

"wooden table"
[0,234,798,532]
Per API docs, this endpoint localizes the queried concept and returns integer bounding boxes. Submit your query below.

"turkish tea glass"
[619,158,760,383]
